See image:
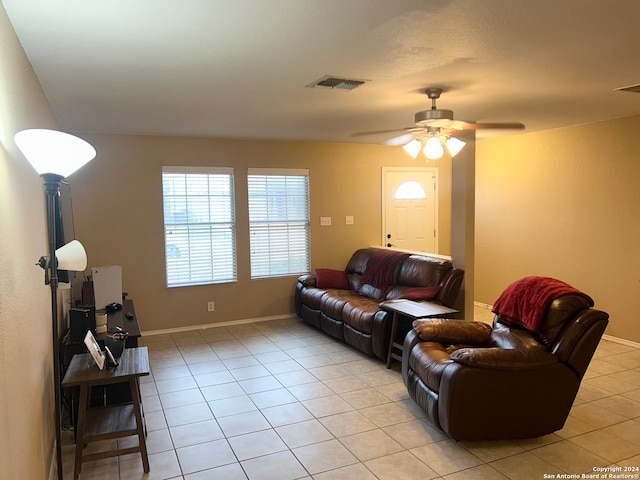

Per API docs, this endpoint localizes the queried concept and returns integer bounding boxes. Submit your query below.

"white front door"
[382,167,438,253]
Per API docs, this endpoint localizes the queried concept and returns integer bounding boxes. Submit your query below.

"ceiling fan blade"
[459,122,525,130]
[383,133,420,146]
[351,126,425,137]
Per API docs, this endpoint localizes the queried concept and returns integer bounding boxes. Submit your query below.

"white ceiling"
[4,0,640,145]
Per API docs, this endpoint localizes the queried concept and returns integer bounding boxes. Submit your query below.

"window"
[395,181,426,200]
[162,166,236,287]
[248,168,310,278]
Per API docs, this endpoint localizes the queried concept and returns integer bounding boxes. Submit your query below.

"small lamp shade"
[446,137,466,157]
[56,240,87,271]
[402,139,422,159]
[423,136,444,159]
[15,129,96,178]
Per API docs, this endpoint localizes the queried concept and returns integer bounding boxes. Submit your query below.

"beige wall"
[0,5,61,479]
[69,134,454,332]
[476,115,640,343]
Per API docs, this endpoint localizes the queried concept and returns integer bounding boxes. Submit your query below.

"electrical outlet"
[345,215,354,225]
[207,301,215,312]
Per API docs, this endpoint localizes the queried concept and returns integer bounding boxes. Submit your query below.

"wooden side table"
[380,299,459,368]
[62,346,150,480]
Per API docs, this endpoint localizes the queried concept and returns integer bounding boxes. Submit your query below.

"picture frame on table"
[84,330,105,370]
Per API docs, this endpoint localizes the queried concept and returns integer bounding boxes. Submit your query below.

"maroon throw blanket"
[361,249,410,291]
[492,276,594,333]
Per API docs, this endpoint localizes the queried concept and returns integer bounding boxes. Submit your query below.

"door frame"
[381,166,439,253]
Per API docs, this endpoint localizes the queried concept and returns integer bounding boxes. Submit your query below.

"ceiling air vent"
[614,83,640,94]
[306,75,368,91]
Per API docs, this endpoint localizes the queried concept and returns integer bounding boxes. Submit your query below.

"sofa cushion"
[491,322,546,352]
[315,269,349,289]
[299,287,327,310]
[344,248,375,291]
[357,283,386,300]
[397,255,452,287]
[320,290,360,321]
[399,286,441,301]
[361,249,409,290]
[342,297,380,334]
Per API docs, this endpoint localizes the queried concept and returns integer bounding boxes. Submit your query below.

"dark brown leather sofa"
[295,248,464,361]
[402,294,609,440]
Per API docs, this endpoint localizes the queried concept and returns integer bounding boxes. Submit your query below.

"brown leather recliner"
[402,294,609,440]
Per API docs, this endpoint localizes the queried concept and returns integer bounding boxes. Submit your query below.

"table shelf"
[84,403,137,440]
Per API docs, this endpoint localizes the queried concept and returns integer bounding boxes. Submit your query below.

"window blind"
[162,167,236,287]
[248,169,310,278]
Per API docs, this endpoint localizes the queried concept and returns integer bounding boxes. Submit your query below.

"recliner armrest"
[450,347,558,370]
[413,319,493,346]
[298,274,316,287]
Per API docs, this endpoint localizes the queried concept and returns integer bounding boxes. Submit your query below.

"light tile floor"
[62,306,640,479]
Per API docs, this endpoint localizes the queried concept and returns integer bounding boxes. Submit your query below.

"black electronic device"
[69,306,96,343]
[105,302,122,312]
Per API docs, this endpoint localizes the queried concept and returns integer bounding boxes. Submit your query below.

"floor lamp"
[15,129,96,480]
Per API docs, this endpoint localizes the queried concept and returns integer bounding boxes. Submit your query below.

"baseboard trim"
[473,301,493,310]
[602,333,640,349]
[142,313,298,337]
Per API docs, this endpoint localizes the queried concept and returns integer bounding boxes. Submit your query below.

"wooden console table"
[62,346,150,479]
[380,299,459,368]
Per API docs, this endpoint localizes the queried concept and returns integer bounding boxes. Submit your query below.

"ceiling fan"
[352,87,525,159]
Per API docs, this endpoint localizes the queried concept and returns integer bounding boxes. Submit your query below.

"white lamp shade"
[402,139,422,158]
[446,137,466,157]
[55,240,87,271]
[14,129,96,178]
[423,136,444,159]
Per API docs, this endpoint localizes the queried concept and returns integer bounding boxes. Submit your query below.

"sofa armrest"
[297,274,316,287]
[412,319,493,346]
[449,347,558,370]
[437,268,464,307]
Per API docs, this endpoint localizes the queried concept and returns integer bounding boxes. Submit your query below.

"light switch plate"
[320,216,332,226]
[345,216,354,225]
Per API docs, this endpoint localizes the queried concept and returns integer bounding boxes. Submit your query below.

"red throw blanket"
[361,249,410,291]
[492,276,594,333]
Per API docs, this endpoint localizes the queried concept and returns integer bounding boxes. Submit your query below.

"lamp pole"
[14,129,97,480]
[42,173,65,480]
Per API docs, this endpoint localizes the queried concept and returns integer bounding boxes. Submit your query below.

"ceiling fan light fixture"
[402,139,422,158]
[423,136,444,159]
[446,136,466,157]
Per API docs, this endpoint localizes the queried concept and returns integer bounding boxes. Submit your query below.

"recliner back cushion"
[397,255,452,287]
[538,295,591,347]
[344,248,377,290]
[491,322,546,352]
